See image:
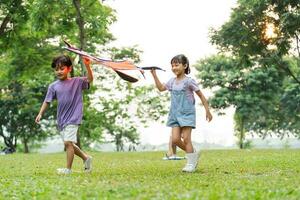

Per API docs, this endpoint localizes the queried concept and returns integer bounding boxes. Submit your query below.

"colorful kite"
[63,40,165,83]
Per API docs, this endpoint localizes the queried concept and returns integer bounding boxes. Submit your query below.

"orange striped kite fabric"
[63,40,164,83]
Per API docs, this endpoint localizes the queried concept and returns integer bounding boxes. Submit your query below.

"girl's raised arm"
[150,69,167,92]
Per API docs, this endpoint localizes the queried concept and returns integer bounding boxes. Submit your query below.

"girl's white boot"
[182,151,200,173]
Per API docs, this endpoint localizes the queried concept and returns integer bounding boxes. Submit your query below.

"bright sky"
[104,0,237,146]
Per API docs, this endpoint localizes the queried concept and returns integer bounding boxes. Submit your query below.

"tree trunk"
[72,0,86,146]
[234,112,246,149]
[70,0,85,77]
[72,0,86,49]
[239,118,245,149]
[239,131,244,149]
[0,14,11,36]
[1,134,16,152]
[73,0,86,75]
[115,134,123,152]
[23,138,29,153]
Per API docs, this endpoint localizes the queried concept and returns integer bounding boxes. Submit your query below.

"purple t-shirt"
[44,77,89,131]
[164,77,200,103]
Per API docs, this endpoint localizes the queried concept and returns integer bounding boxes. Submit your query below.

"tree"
[0,0,115,152]
[0,0,168,152]
[0,0,58,152]
[195,0,300,147]
[195,54,284,147]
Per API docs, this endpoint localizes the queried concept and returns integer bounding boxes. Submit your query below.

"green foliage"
[107,46,143,63]
[82,67,169,151]
[0,0,116,152]
[29,0,116,50]
[0,150,300,199]
[196,0,300,142]
[1,0,168,152]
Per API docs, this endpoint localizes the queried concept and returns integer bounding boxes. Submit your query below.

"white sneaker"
[182,151,200,173]
[169,155,177,160]
[162,153,176,160]
[57,168,72,175]
[182,163,196,172]
[84,156,92,172]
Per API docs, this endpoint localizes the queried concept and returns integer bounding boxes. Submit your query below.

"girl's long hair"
[170,54,190,74]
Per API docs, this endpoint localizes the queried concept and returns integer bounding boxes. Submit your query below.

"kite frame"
[63,40,165,82]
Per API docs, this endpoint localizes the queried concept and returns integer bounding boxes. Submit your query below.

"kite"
[63,40,165,83]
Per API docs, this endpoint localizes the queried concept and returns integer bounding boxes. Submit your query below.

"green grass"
[0,150,300,199]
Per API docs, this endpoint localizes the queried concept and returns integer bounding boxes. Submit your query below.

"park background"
[1,0,300,153]
[1,1,300,199]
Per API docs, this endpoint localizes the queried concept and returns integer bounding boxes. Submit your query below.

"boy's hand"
[82,56,91,66]
[81,56,93,83]
[206,111,213,122]
[35,114,42,124]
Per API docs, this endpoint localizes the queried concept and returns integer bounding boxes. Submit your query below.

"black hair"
[51,55,72,68]
[170,54,190,74]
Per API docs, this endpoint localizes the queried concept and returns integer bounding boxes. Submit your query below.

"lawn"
[0,149,299,199]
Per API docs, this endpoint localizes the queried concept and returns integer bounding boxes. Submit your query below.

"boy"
[35,55,93,174]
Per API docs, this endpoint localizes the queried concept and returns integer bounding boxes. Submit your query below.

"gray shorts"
[60,125,79,143]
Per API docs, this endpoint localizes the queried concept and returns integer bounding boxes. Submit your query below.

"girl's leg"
[167,134,176,156]
[64,141,75,169]
[181,127,200,172]
[171,127,186,151]
[181,127,193,153]
[171,140,177,156]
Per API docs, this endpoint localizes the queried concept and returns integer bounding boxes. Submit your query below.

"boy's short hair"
[51,55,72,68]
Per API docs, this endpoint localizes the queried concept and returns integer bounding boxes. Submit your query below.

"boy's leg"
[60,125,92,172]
[72,143,92,172]
[73,143,88,160]
[64,141,75,169]
[60,125,78,171]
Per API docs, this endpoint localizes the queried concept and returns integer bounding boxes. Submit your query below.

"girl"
[151,54,212,172]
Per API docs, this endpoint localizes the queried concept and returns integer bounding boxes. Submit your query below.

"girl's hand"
[206,111,213,122]
[150,68,156,76]
[82,56,91,66]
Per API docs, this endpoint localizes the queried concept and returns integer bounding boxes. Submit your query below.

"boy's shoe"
[84,156,92,172]
[57,168,72,175]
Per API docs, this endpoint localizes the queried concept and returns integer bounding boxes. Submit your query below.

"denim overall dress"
[166,77,196,128]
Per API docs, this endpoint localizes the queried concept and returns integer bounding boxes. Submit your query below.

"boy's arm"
[195,90,213,122]
[35,102,49,123]
[150,69,167,92]
[82,56,93,83]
